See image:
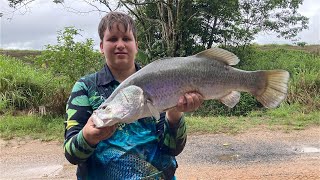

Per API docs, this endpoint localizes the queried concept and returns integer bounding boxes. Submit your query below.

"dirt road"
[1,127,319,180]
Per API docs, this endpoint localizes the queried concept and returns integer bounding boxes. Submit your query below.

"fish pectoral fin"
[147,100,160,120]
[220,91,240,108]
[195,48,240,65]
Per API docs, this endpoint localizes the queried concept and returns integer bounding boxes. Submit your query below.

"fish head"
[92,85,145,127]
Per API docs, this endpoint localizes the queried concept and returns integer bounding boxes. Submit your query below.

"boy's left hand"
[176,92,204,112]
[166,92,204,126]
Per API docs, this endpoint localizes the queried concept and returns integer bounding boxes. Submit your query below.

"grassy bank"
[0,103,319,141]
[0,115,64,141]
[187,104,320,134]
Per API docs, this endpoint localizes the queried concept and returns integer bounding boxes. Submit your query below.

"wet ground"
[0,127,319,179]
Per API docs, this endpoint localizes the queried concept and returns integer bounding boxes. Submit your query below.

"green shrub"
[0,27,108,115]
[297,42,307,47]
[33,27,104,82]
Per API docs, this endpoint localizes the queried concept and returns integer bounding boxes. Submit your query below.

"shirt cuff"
[165,115,185,133]
[78,130,97,150]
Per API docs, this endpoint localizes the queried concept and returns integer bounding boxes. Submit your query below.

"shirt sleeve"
[64,80,96,165]
[161,115,187,156]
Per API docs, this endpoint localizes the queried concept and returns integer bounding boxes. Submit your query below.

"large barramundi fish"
[92,48,290,128]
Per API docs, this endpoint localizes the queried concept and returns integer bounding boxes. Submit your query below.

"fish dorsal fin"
[195,48,240,65]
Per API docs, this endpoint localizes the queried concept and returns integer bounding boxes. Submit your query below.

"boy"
[64,11,203,179]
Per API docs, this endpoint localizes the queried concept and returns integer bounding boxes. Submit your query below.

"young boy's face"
[100,23,138,71]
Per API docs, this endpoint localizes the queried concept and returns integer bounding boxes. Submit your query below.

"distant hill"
[257,44,320,56]
[0,49,42,60]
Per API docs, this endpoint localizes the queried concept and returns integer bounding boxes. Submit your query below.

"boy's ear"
[100,41,104,54]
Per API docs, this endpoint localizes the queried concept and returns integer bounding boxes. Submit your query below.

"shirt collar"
[97,63,141,86]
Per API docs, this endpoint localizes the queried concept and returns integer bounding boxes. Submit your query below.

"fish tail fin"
[256,70,290,108]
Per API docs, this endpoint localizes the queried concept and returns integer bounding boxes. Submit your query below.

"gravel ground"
[0,127,319,180]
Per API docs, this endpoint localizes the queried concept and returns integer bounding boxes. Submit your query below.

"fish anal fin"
[147,100,160,120]
[220,91,240,108]
[195,48,240,65]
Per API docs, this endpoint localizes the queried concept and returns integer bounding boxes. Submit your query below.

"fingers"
[83,117,118,146]
[193,93,204,109]
[185,93,195,110]
[99,124,118,137]
[177,92,204,112]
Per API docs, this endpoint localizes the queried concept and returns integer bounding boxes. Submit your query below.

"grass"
[1,103,318,141]
[0,115,64,141]
[186,103,320,134]
[0,55,71,114]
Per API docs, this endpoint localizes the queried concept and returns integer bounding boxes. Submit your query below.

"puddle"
[217,154,240,161]
[300,147,320,153]
[293,146,320,153]
[1,165,63,178]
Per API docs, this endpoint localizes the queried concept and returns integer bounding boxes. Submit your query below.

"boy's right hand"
[82,116,117,146]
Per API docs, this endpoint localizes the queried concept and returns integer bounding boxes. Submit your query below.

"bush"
[0,27,108,115]
[34,27,104,82]
[297,42,307,47]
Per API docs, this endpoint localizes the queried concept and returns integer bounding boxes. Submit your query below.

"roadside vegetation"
[0,27,319,141]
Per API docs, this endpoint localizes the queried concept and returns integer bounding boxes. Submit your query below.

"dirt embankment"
[1,127,319,180]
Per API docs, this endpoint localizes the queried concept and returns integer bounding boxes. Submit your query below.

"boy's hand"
[166,92,204,126]
[82,116,117,146]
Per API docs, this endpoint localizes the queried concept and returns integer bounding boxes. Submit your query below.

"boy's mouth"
[115,52,127,55]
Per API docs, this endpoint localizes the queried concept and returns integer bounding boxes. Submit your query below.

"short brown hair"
[98,12,137,41]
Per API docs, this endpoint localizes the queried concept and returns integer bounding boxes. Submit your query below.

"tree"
[6,0,309,59]
[101,0,308,58]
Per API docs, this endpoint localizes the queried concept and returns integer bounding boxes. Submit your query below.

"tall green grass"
[0,55,71,114]
[240,48,320,111]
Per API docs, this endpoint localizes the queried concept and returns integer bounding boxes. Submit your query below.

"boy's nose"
[116,40,125,49]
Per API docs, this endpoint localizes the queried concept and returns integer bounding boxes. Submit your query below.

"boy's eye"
[107,37,118,42]
[123,37,131,41]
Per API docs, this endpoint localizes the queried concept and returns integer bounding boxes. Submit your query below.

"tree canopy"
[6,0,309,60]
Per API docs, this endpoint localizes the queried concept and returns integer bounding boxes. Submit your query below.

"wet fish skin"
[92,48,290,127]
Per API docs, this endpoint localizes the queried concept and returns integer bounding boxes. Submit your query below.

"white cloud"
[1,0,104,50]
[254,0,320,45]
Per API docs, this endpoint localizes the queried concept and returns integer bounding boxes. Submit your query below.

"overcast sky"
[1,0,319,50]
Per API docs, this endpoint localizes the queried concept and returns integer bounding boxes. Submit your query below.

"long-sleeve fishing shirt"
[64,64,187,180]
